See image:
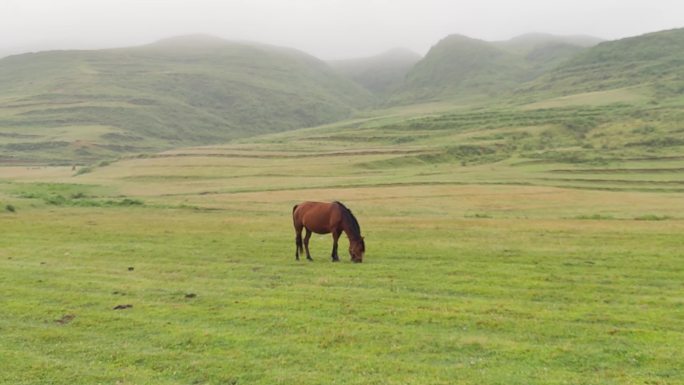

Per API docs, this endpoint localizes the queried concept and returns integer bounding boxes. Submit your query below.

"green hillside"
[496,34,601,79]
[392,35,529,103]
[329,48,422,96]
[0,35,372,164]
[522,42,587,78]
[521,28,684,97]
[391,33,604,104]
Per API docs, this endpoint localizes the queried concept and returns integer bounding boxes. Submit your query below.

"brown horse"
[292,201,365,263]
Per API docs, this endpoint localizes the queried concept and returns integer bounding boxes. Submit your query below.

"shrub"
[634,214,671,221]
[74,167,93,176]
[116,198,144,206]
[44,195,67,205]
[465,213,492,219]
[575,214,615,220]
[632,125,656,134]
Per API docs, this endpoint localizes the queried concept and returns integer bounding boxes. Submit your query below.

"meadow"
[1,96,683,384]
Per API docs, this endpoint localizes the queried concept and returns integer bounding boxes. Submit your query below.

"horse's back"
[293,201,341,234]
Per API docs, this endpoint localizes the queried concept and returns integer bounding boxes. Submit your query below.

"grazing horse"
[292,201,365,263]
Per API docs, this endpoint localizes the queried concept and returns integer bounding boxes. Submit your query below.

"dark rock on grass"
[113,304,133,310]
[55,314,76,325]
[128,267,134,271]
[185,293,197,299]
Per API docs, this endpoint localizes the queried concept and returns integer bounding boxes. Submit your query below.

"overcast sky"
[1,0,682,59]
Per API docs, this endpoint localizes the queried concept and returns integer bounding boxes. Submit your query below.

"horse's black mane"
[334,201,362,240]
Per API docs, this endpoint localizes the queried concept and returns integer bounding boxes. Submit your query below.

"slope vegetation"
[521,28,684,97]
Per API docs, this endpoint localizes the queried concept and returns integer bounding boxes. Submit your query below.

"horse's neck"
[341,220,361,242]
[337,204,361,241]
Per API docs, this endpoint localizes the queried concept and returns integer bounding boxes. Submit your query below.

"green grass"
[1,118,684,383]
[241,95,684,193]
[1,187,683,384]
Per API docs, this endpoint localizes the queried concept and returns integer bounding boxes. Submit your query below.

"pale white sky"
[1,0,682,59]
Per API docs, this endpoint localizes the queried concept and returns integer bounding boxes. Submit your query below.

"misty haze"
[1,1,683,384]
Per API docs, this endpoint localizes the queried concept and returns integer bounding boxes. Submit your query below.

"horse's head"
[349,237,365,263]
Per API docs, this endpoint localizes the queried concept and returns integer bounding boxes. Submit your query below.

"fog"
[1,0,683,59]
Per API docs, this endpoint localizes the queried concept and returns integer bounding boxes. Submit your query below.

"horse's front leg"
[304,229,313,261]
[331,230,341,262]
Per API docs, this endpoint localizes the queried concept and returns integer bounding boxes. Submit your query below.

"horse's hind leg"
[304,229,313,261]
[294,224,304,261]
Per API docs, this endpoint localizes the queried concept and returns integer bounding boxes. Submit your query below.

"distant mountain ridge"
[328,48,422,95]
[494,33,603,54]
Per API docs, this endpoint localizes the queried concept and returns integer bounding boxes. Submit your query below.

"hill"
[329,48,422,96]
[391,33,605,104]
[391,29,683,104]
[495,33,602,78]
[520,28,684,97]
[0,35,372,164]
[392,35,529,103]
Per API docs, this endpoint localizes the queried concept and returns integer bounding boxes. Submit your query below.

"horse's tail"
[292,204,299,222]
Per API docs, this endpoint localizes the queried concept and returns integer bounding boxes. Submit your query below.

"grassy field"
[1,101,683,384]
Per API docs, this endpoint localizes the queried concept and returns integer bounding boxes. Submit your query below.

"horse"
[292,201,365,263]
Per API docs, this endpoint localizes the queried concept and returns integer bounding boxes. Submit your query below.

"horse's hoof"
[332,259,340,262]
